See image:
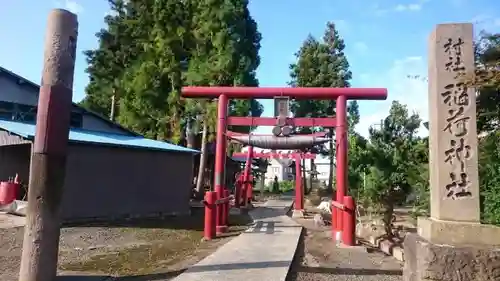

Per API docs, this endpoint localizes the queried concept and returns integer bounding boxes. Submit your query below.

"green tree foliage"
[289,22,352,124]
[81,0,263,144]
[119,0,190,141]
[479,132,500,225]
[81,0,145,117]
[473,32,500,133]
[288,22,355,192]
[474,32,500,225]
[362,101,423,236]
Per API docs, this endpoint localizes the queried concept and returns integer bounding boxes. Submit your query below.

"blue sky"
[1,0,499,137]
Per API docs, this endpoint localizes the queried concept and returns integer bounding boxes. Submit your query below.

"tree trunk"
[308,158,315,194]
[382,200,395,239]
[260,173,265,198]
[109,94,116,121]
[186,119,195,149]
[327,136,334,193]
[195,121,208,195]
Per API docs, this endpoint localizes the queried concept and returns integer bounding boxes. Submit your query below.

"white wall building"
[240,147,295,186]
[303,156,332,183]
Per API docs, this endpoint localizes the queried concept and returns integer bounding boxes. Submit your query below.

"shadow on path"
[295,266,402,276]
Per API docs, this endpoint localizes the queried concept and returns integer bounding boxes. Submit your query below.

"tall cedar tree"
[81,0,146,118]
[185,0,263,135]
[186,0,263,193]
[289,22,357,192]
[82,0,263,144]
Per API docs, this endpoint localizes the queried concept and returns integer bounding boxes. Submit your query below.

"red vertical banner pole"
[294,155,304,210]
[214,94,228,234]
[335,95,348,242]
[220,189,228,230]
[247,175,253,203]
[242,146,253,207]
[204,191,216,240]
[342,196,355,246]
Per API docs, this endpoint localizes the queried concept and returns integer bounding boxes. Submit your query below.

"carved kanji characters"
[445,172,472,199]
[444,138,471,172]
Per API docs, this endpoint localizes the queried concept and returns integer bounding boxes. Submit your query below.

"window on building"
[0,101,14,112]
[0,101,83,128]
[70,113,83,128]
[272,167,279,174]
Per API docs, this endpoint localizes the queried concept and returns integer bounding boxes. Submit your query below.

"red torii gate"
[182,86,388,244]
[232,148,317,212]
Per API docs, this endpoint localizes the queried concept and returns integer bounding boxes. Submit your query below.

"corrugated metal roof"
[0,120,199,154]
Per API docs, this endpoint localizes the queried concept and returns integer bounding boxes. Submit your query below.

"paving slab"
[171,197,302,281]
[0,212,25,229]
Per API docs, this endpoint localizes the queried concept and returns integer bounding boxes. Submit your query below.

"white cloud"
[54,0,84,15]
[65,1,83,14]
[395,3,422,11]
[355,56,428,138]
[373,1,427,16]
[353,42,368,54]
[470,14,500,33]
[333,20,350,34]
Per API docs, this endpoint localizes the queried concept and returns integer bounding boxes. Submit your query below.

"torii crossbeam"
[182,86,388,245]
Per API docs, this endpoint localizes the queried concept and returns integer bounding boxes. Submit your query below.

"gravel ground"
[0,209,252,281]
[287,217,403,281]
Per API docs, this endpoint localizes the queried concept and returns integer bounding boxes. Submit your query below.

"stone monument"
[403,23,500,281]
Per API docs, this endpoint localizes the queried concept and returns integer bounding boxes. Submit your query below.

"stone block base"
[403,233,500,281]
[418,217,500,246]
[291,209,304,218]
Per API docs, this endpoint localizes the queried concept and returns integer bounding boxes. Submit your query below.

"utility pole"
[109,90,116,121]
[19,9,78,281]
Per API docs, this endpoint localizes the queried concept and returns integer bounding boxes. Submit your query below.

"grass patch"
[59,211,252,276]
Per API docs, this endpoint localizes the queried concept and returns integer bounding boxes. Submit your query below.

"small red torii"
[182,86,387,245]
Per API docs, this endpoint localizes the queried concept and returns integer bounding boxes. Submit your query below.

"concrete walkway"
[172,196,303,281]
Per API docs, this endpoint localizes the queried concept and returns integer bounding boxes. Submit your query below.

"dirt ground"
[0,208,252,281]
[287,200,403,281]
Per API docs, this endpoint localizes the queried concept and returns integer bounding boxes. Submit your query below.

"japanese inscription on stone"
[440,36,473,200]
[428,23,479,222]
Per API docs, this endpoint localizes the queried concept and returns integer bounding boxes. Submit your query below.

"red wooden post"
[219,190,228,233]
[342,196,356,246]
[204,191,216,240]
[294,155,303,210]
[19,10,78,281]
[214,95,228,233]
[242,146,253,208]
[246,175,253,204]
[335,95,348,242]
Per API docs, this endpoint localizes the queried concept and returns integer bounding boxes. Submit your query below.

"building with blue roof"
[0,66,199,220]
